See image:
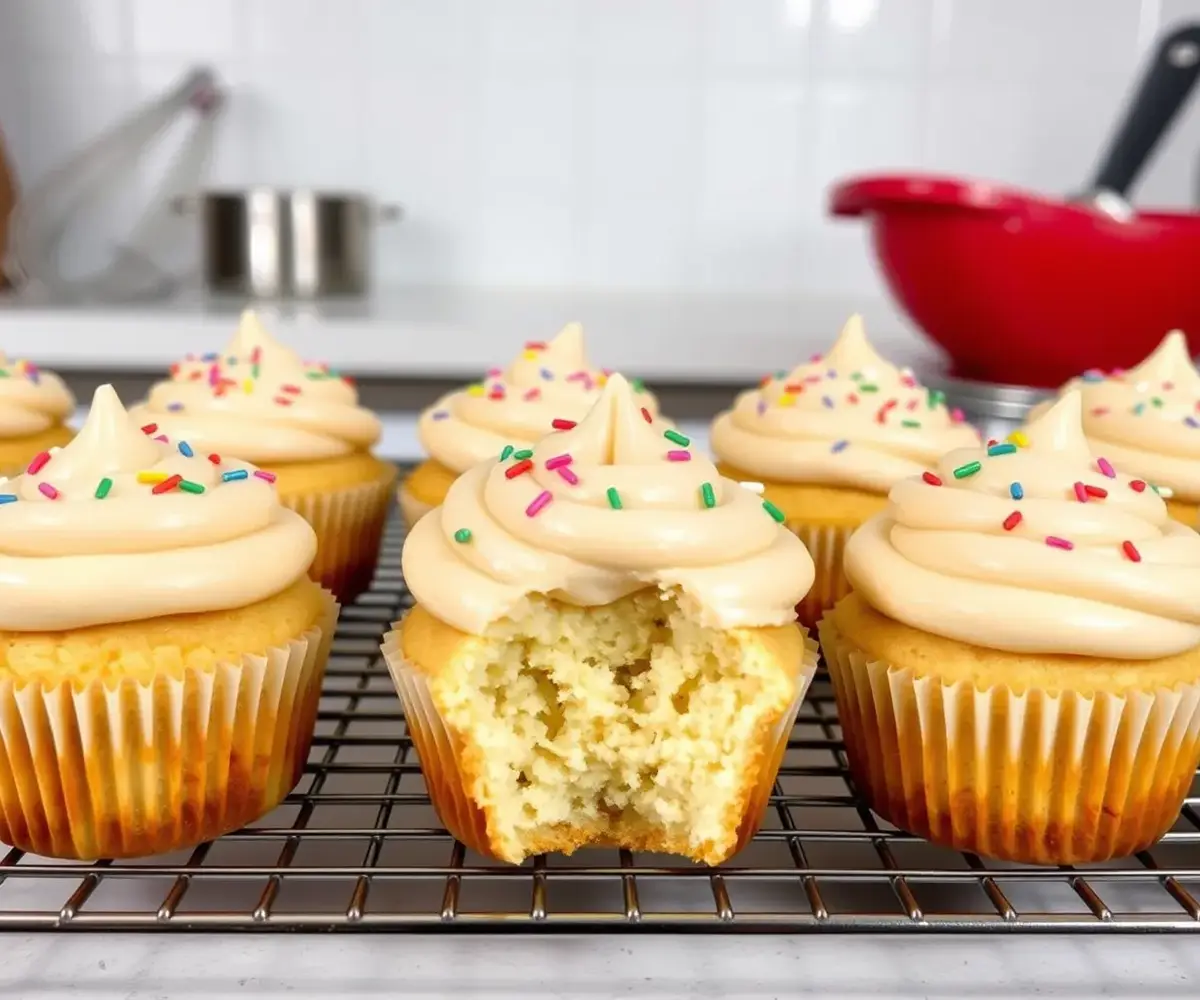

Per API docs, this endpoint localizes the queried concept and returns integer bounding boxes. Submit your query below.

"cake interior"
[428,589,797,864]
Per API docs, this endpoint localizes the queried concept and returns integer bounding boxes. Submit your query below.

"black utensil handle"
[1092,23,1200,196]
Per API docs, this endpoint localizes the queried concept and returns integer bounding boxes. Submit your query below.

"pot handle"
[1089,23,1200,197]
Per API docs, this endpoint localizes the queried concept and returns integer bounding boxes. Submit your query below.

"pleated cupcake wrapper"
[786,520,857,628]
[380,628,820,863]
[282,464,397,602]
[397,486,435,529]
[0,591,339,860]
[819,618,1200,864]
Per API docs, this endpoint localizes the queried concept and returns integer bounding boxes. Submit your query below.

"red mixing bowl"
[830,173,1200,388]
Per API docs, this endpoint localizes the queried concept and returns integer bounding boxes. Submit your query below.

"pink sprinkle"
[545,454,573,470]
[486,367,502,377]
[154,434,169,442]
[523,388,541,401]
[950,407,965,424]
[526,490,553,517]
[666,450,691,462]
[899,374,917,388]
[1097,457,1116,479]
[250,347,262,364]
[38,482,59,500]
[26,451,51,475]
[804,374,823,384]
[1046,536,1074,551]
[1092,406,1110,416]
[208,364,220,387]
[254,470,277,484]
[1111,367,1126,377]
[556,466,579,485]
[809,353,823,363]
[1164,381,1175,391]
[566,371,588,383]
[1073,481,1089,503]
[906,398,919,411]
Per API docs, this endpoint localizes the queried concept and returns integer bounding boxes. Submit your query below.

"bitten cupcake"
[130,310,395,602]
[401,322,660,525]
[0,385,337,859]
[820,391,1200,865]
[383,375,817,865]
[0,353,75,477]
[1026,331,1200,526]
[711,315,978,625]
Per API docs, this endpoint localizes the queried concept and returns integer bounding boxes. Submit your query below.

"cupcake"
[0,354,75,477]
[711,315,978,626]
[0,385,337,859]
[820,390,1200,864]
[130,310,395,602]
[383,375,817,865]
[1026,331,1200,526]
[401,322,660,525]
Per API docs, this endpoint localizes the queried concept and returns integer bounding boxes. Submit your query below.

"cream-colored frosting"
[404,374,814,635]
[130,310,382,464]
[846,391,1200,659]
[711,315,979,492]
[417,323,660,475]
[1027,331,1200,502]
[0,384,316,632]
[0,354,75,439]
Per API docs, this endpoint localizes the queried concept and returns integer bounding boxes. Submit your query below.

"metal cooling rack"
[3,514,1200,933]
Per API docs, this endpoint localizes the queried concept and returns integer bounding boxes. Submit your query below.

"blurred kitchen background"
[0,0,1198,454]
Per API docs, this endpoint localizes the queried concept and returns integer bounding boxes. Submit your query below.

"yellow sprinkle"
[777,392,796,408]
[1007,430,1030,448]
[137,471,168,484]
[597,373,608,386]
[466,384,485,397]
[242,378,254,394]
[522,349,538,361]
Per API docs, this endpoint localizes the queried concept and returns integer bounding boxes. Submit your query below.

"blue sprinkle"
[222,469,249,482]
[822,395,834,409]
[1081,370,1105,383]
[1010,482,1024,500]
[0,494,17,505]
[1133,402,1146,415]
[831,440,849,453]
[201,352,218,362]
[178,441,194,458]
[1186,416,1200,429]
[431,410,449,421]
[166,401,184,412]
[756,399,767,416]
[987,443,1017,456]
[540,368,554,381]
[826,370,837,379]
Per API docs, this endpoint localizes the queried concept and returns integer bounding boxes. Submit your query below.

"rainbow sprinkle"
[922,472,942,486]
[831,440,849,453]
[545,453,572,470]
[179,480,205,494]
[526,490,553,517]
[505,459,533,479]
[552,418,576,430]
[762,500,785,523]
[1003,511,1022,531]
[953,461,981,479]
[1046,536,1074,550]
[1122,541,1141,562]
[666,450,691,462]
[513,449,534,460]
[27,452,50,475]
[987,443,1016,457]
[664,429,690,447]
[557,466,579,485]
[454,528,472,544]
[152,475,182,495]
[0,495,16,505]
[94,478,113,499]
[1010,482,1024,500]
[254,470,276,484]
[606,487,622,510]
[500,444,515,461]
[178,441,194,458]
[1097,457,1115,479]
[222,469,249,482]
[137,471,168,484]
[700,482,716,508]
[37,482,59,500]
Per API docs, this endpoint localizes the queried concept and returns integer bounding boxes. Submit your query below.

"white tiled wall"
[1,0,1198,295]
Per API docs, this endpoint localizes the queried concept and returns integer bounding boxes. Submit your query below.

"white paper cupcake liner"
[282,465,397,602]
[0,591,338,860]
[380,624,819,863]
[786,520,856,627]
[820,617,1200,864]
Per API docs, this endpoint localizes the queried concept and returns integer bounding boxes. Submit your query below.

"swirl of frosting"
[417,323,661,474]
[0,384,316,631]
[404,374,814,634]
[711,315,979,491]
[0,354,75,438]
[130,311,381,463]
[1028,331,1200,502]
[845,391,1200,659]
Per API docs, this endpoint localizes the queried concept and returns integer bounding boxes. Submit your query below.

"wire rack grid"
[2,512,1200,933]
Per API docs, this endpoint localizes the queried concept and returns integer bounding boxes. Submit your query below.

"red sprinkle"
[1084,484,1108,499]
[1073,482,1089,503]
[987,438,998,447]
[524,341,546,350]
[784,382,805,393]
[274,396,294,406]
[208,453,222,465]
[847,392,860,405]
[1003,511,1022,531]
[488,388,505,400]
[875,399,898,424]
[37,482,59,500]
[253,470,276,484]
[640,407,653,424]
[1130,480,1147,492]
[281,384,301,394]
[152,474,182,495]
[523,388,541,401]
[26,451,51,475]
[505,459,534,479]
[1046,536,1074,550]
[922,471,942,486]
[140,423,158,435]
[1122,540,1142,562]
[551,418,577,430]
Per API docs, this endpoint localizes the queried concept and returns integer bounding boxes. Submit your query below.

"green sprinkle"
[858,384,880,393]
[631,378,645,393]
[453,528,472,543]
[763,499,785,523]
[179,480,205,494]
[850,371,863,381]
[664,429,690,447]
[513,449,534,460]
[987,443,1017,456]
[500,444,514,461]
[305,371,331,380]
[1133,402,1146,415]
[0,371,9,379]
[700,482,716,508]
[1152,396,1164,408]
[927,388,945,409]
[94,477,113,499]
[1151,484,1162,494]
[251,364,261,379]
[775,370,787,379]
[606,487,623,510]
[953,461,982,479]
[901,419,921,429]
